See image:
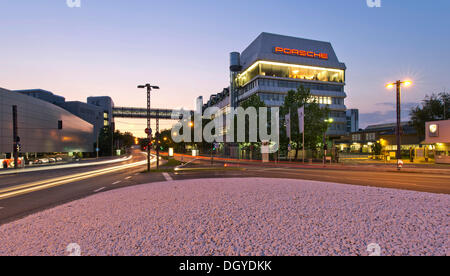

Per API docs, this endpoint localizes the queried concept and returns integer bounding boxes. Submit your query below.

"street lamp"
[323,118,334,165]
[386,80,412,170]
[138,83,159,172]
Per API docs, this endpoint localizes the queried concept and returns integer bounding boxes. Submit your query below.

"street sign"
[145,128,152,135]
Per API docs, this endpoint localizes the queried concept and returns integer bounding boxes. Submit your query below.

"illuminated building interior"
[236,61,345,87]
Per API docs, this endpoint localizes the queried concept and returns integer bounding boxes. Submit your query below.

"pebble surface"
[0,178,448,256]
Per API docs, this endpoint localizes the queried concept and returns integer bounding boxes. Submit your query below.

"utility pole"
[396,81,402,164]
[12,106,19,169]
[138,83,159,172]
[386,80,412,170]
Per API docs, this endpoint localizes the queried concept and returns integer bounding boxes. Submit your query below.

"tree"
[238,94,267,158]
[98,126,113,156]
[280,86,329,160]
[98,127,136,156]
[410,92,449,140]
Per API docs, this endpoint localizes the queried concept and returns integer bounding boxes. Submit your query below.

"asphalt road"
[0,150,449,225]
[0,149,163,225]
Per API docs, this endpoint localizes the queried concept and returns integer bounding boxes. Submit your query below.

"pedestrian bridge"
[112,107,193,120]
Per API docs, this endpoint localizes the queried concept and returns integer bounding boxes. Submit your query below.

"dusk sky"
[1,0,449,136]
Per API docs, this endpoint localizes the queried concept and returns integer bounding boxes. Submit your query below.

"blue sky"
[1,0,449,134]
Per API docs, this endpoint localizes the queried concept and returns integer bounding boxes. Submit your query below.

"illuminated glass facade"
[236,61,344,87]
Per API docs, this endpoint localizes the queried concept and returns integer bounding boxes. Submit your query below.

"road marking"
[112,181,121,185]
[134,173,139,176]
[94,187,106,193]
[0,207,4,210]
[162,173,173,181]
[125,176,132,180]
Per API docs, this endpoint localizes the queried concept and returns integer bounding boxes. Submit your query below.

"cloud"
[359,102,416,129]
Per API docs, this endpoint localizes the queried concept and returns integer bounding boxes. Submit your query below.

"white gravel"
[0,178,448,256]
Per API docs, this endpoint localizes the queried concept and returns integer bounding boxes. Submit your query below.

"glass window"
[236,61,344,87]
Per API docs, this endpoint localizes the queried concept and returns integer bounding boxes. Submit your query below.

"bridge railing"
[113,107,193,119]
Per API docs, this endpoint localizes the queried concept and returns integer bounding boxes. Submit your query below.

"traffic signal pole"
[147,86,151,172]
[12,105,18,169]
[138,83,160,173]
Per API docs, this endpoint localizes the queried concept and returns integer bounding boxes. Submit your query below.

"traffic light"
[16,143,22,152]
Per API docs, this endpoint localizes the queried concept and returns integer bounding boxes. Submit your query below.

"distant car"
[56,157,63,162]
[49,158,56,163]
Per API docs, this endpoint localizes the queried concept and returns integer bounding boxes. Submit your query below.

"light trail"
[0,155,155,200]
[0,155,133,176]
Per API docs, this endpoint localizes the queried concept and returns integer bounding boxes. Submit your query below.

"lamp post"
[323,118,334,166]
[386,80,412,170]
[138,83,159,172]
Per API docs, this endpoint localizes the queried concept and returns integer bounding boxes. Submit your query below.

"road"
[176,158,450,194]
[0,149,162,225]
[0,150,449,225]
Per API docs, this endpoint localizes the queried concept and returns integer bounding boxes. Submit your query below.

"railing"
[112,107,193,119]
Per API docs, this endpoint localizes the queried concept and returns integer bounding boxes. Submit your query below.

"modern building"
[335,121,421,155]
[14,89,110,142]
[1,87,94,162]
[423,120,450,164]
[202,32,348,138]
[346,109,359,133]
[15,89,66,106]
[62,101,104,141]
[87,96,115,129]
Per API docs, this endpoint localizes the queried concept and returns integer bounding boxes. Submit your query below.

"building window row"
[239,78,344,96]
[236,61,345,87]
[257,93,345,106]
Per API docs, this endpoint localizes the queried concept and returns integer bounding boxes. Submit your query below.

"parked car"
[40,158,49,164]
[56,157,63,162]
[49,158,56,163]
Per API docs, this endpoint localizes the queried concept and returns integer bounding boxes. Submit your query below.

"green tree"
[410,92,449,140]
[238,94,267,158]
[280,86,329,160]
[98,126,113,156]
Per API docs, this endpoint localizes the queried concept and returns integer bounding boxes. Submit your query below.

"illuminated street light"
[138,83,160,172]
[386,80,413,170]
[322,118,334,166]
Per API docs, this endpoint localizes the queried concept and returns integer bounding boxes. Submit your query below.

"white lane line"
[94,187,106,193]
[112,181,121,185]
[162,173,173,181]
[0,207,4,210]
[125,176,132,180]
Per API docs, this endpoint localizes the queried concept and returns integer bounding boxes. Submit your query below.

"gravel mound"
[0,178,448,256]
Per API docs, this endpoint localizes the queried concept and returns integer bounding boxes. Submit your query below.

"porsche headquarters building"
[202,32,348,138]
